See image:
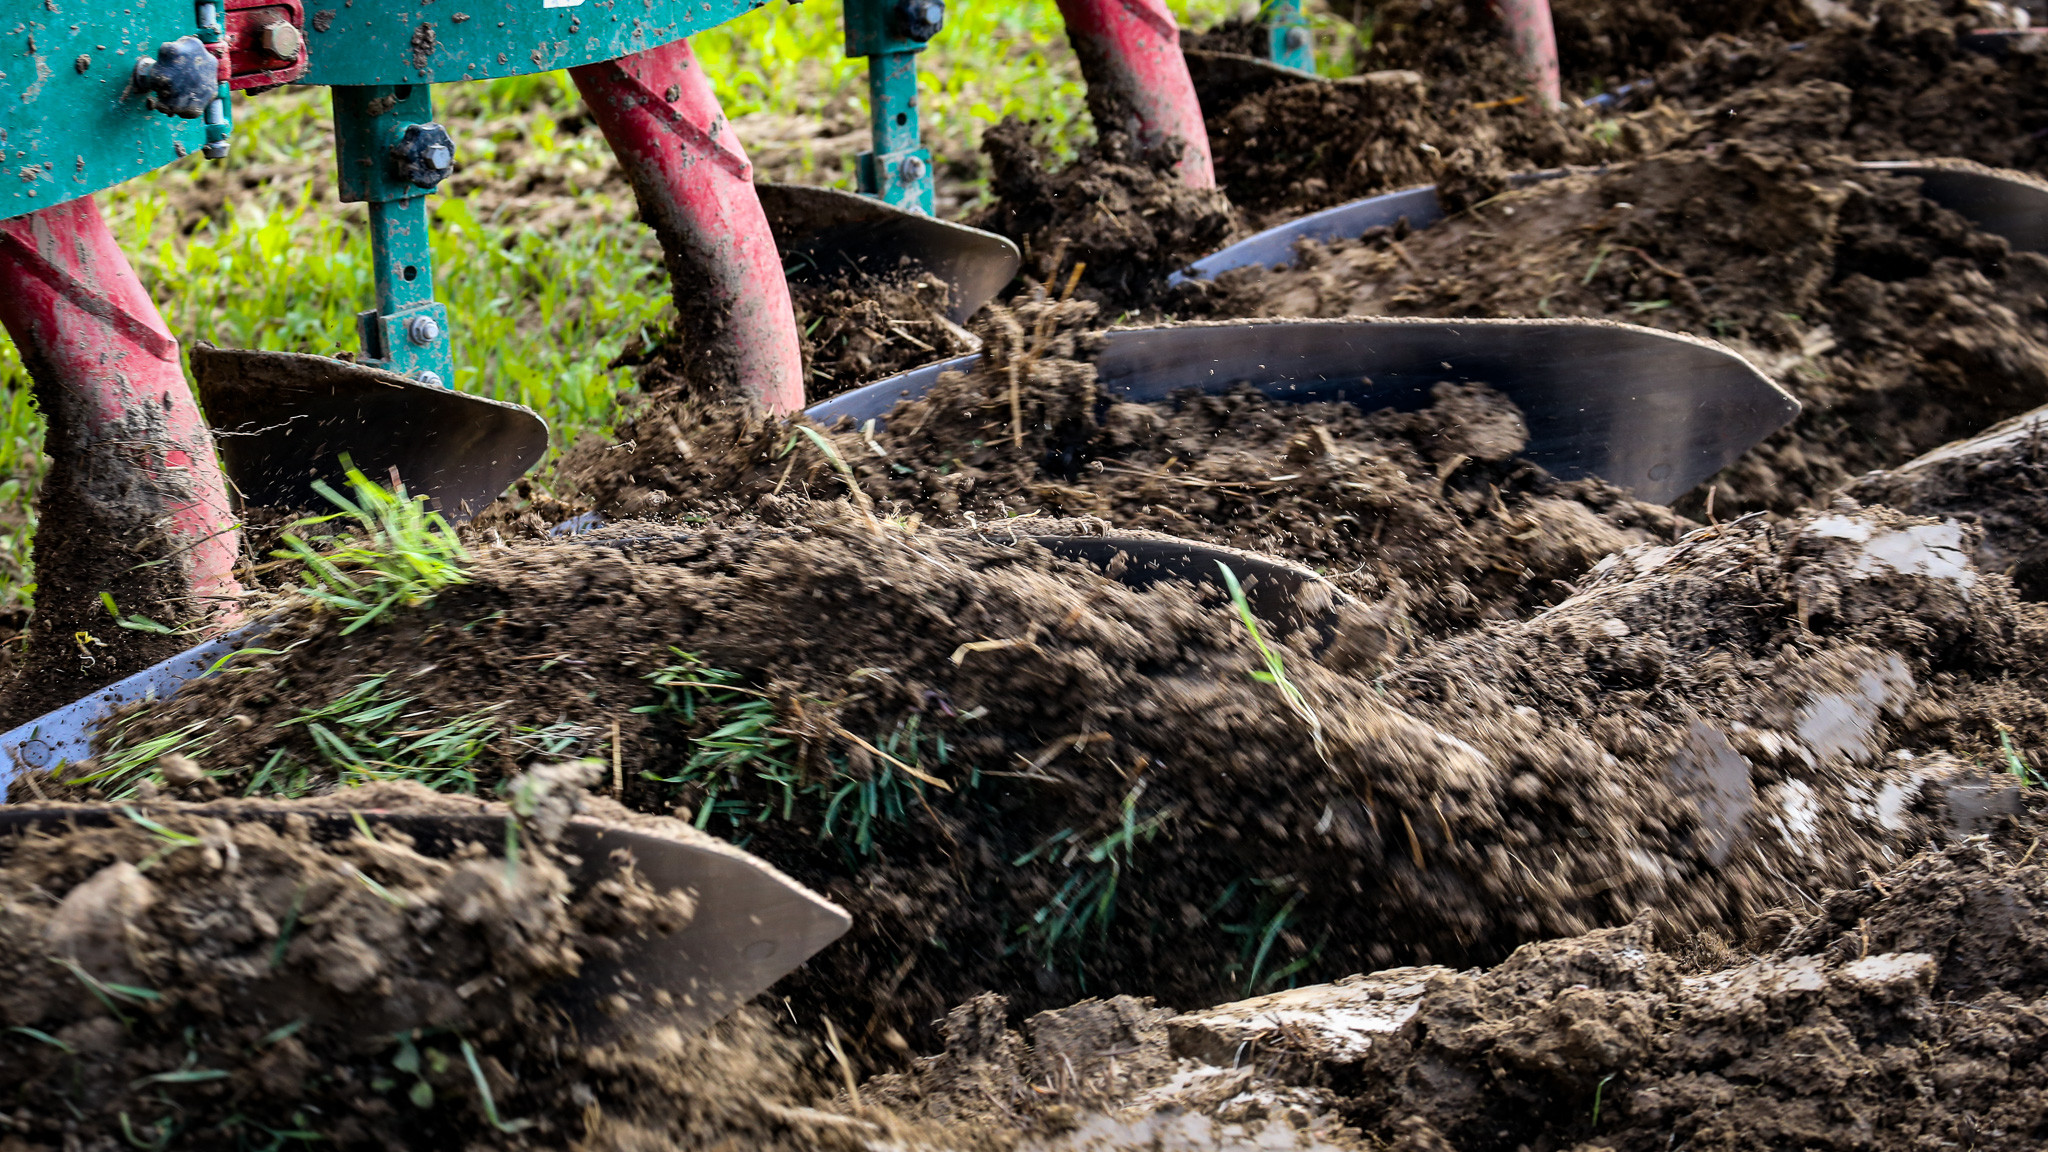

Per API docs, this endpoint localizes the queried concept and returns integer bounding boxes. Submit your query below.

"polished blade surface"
[1862,159,2048,253]
[807,319,1798,504]
[191,346,549,521]
[759,183,1021,323]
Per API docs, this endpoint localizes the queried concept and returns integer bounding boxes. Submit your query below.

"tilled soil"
[0,776,876,1151]
[1846,401,2048,598]
[619,270,980,408]
[1174,142,2048,515]
[968,121,1239,309]
[50,493,2048,1073]
[874,829,2048,1151]
[1360,0,1822,100]
[555,296,1687,632]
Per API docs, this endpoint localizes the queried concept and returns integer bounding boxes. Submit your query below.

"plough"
[6,0,2034,1033]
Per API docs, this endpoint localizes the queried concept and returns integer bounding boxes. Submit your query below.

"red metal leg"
[1496,0,1563,109]
[1055,0,1216,190]
[571,40,806,414]
[0,197,243,637]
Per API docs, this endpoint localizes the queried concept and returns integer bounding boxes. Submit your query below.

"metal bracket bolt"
[899,155,927,183]
[405,315,441,346]
[892,0,946,41]
[389,123,457,189]
[132,36,217,119]
[261,22,303,61]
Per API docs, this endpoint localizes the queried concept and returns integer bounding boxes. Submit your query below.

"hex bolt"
[406,315,442,346]
[416,371,444,389]
[899,155,927,183]
[891,0,945,41]
[1285,26,1310,51]
[131,36,216,119]
[260,22,302,61]
[389,122,457,189]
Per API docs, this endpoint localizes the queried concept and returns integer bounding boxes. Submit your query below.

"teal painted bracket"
[333,85,454,387]
[0,0,208,221]
[196,1,232,158]
[301,0,770,86]
[1260,0,1313,72]
[845,0,941,214]
[856,52,933,214]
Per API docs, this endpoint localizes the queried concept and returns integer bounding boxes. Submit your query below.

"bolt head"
[416,371,444,389]
[406,315,442,346]
[390,122,457,189]
[1284,26,1310,50]
[891,0,945,41]
[260,21,302,61]
[899,155,927,182]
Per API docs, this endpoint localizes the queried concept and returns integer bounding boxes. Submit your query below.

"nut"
[260,21,303,61]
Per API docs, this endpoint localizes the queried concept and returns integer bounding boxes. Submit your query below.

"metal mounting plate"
[1,2,206,222]
[301,0,769,86]
[807,318,1798,505]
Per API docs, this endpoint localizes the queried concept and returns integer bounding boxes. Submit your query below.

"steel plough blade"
[808,318,1799,505]
[191,345,550,522]
[758,183,1020,324]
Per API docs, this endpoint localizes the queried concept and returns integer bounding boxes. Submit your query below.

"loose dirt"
[1847,402,2048,598]
[968,121,1239,310]
[0,774,888,1151]
[874,828,2048,1152]
[554,296,1687,631]
[49,492,2048,1075]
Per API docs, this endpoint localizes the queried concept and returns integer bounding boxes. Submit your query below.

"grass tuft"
[276,462,470,634]
[1216,562,1329,763]
[1013,783,1172,963]
[636,650,956,854]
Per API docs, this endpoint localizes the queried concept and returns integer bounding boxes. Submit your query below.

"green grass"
[277,464,471,634]
[0,1,1246,612]
[1012,784,1172,962]
[635,650,956,856]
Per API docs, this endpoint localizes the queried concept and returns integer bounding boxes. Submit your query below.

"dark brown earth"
[788,271,980,402]
[874,830,2048,1152]
[1173,141,2048,516]
[1847,402,2048,599]
[20,0,2048,1143]
[968,121,1239,310]
[0,775,884,1151]
[1361,0,1820,100]
[44,491,2048,1079]
[555,295,1687,632]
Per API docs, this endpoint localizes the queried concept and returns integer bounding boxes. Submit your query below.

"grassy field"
[0,0,1337,610]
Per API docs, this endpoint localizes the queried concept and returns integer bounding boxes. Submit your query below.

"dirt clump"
[1198,67,1673,222]
[0,775,875,1150]
[788,269,980,402]
[1844,402,2048,599]
[555,297,1687,630]
[1176,140,2048,514]
[1362,0,1819,98]
[877,832,2048,1151]
[970,119,1238,309]
[63,493,2047,1061]
[1652,0,2048,172]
